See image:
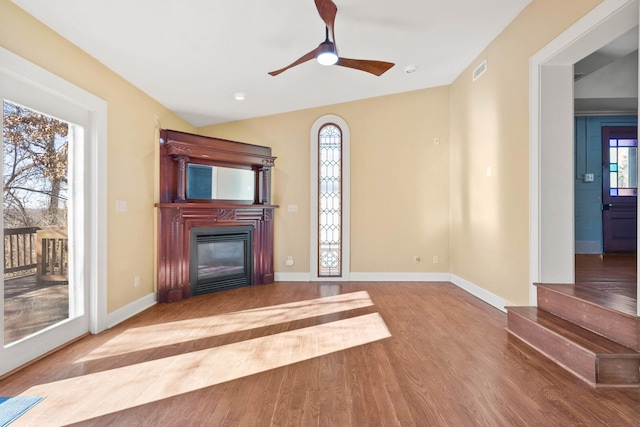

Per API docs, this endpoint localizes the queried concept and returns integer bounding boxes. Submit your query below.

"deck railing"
[3,227,40,275]
[4,227,69,283]
[36,227,68,282]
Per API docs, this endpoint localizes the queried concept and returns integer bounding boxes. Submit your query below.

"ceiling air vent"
[473,60,487,82]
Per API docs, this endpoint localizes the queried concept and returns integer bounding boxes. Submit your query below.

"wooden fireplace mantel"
[157,130,277,303]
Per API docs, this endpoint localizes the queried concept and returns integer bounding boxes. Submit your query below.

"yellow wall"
[199,87,451,274]
[0,0,196,313]
[200,0,608,307]
[449,0,603,306]
[1,0,612,315]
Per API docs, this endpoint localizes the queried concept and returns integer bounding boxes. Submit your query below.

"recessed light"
[233,92,246,101]
[403,64,418,74]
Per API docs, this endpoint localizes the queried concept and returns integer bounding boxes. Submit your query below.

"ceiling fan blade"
[335,58,395,76]
[314,0,337,42]
[268,45,324,76]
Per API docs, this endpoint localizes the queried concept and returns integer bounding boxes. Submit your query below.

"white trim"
[275,272,313,282]
[349,272,451,282]
[529,0,638,307]
[310,115,351,281]
[274,271,505,314]
[276,272,450,282]
[90,102,109,334]
[450,274,507,313]
[574,241,602,254]
[107,293,157,329]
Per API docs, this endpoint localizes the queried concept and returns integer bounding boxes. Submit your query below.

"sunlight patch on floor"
[79,291,374,362]
[16,312,390,426]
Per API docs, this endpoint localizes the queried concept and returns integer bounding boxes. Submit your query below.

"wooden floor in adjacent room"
[576,253,636,292]
[575,253,637,314]
[1,281,639,426]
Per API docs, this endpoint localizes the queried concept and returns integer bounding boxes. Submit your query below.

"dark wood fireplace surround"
[157,129,277,303]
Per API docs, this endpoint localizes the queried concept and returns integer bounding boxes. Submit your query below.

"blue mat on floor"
[0,397,42,426]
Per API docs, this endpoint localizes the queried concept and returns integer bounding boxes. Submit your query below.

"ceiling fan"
[268,0,395,77]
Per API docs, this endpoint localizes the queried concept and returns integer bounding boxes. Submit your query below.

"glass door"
[602,126,638,252]
[0,64,92,375]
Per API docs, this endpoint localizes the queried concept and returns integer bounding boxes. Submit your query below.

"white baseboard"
[103,275,504,329]
[275,272,450,282]
[277,271,506,313]
[575,240,601,254]
[274,272,312,281]
[106,292,157,329]
[450,274,507,313]
[349,272,451,282]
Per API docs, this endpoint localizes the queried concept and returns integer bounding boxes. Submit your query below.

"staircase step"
[506,306,640,387]
[536,283,639,351]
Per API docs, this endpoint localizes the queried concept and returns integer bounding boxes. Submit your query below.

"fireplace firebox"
[190,226,253,295]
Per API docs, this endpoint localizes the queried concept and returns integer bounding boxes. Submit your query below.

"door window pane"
[608,137,638,197]
[3,100,70,344]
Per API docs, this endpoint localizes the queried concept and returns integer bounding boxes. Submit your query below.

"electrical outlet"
[413,256,421,264]
[285,256,294,266]
[433,255,439,264]
[134,276,140,287]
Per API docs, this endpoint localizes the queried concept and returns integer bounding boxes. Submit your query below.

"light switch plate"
[115,200,127,212]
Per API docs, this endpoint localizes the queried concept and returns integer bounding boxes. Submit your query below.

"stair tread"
[507,306,639,356]
[535,283,637,317]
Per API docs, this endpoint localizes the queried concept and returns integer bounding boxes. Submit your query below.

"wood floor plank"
[0,281,638,426]
[574,253,637,303]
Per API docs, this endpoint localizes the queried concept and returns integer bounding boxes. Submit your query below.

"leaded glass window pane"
[608,137,638,197]
[318,124,341,277]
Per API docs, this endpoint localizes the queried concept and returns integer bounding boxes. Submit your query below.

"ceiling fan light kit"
[268,0,394,76]
[317,42,338,65]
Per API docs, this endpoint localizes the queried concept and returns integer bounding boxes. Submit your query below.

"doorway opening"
[531,0,639,316]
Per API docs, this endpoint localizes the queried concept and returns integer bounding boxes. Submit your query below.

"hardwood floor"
[1,281,639,426]
[575,254,636,295]
[574,254,637,314]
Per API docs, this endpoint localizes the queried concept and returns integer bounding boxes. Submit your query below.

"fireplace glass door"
[190,226,253,295]
[197,240,244,281]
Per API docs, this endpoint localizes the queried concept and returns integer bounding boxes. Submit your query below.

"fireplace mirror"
[187,164,255,201]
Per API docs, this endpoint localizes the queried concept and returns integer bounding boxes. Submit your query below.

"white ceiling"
[574,26,639,115]
[13,0,532,127]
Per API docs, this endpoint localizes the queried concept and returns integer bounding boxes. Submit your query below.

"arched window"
[318,124,342,276]
[310,115,350,280]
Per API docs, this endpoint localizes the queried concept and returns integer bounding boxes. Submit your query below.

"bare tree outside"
[3,101,68,228]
